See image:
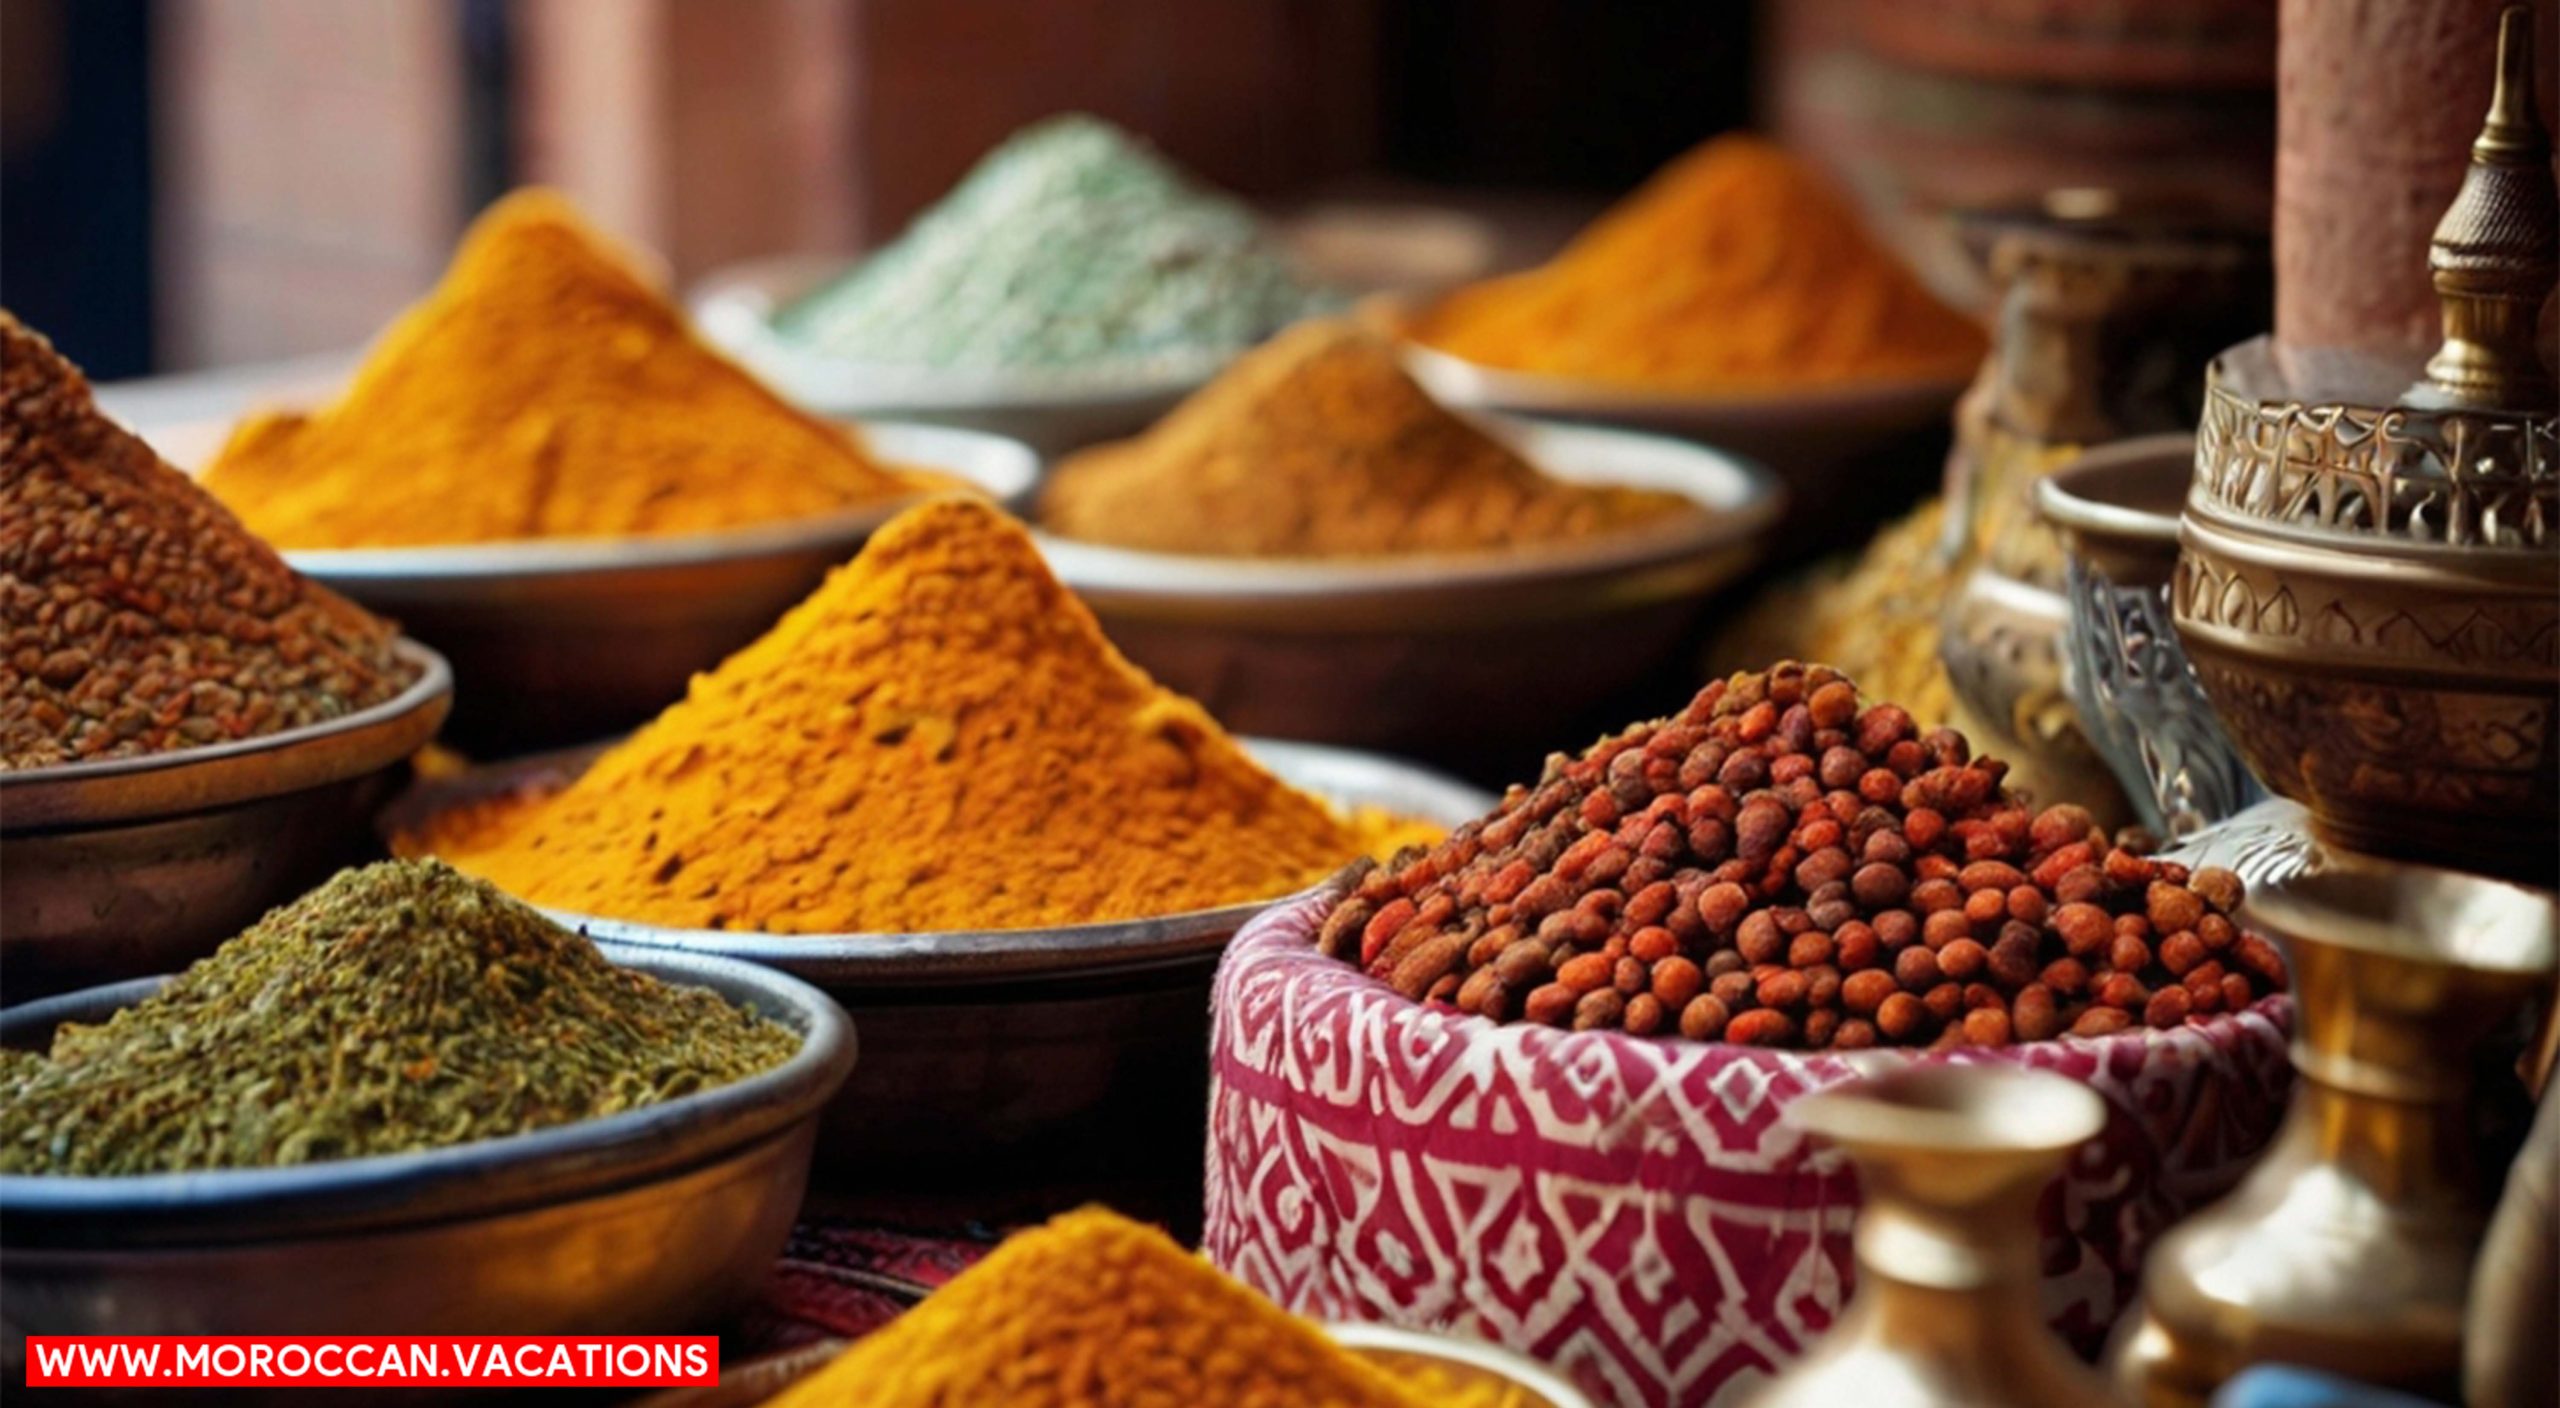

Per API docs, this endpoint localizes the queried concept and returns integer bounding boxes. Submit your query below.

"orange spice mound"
[765,1208,1449,1408]
[1038,320,1689,556]
[411,499,1369,932]
[200,190,918,548]
[1408,135,1986,391]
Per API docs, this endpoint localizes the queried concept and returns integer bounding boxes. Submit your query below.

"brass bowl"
[382,737,1494,1200]
[2173,341,2558,883]
[1034,416,1783,771]
[0,640,452,1002]
[0,944,855,1349]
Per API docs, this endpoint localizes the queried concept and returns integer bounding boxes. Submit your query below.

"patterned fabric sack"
[1204,887,2295,1408]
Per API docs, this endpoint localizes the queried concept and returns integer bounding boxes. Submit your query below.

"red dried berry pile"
[1317,662,2286,1050]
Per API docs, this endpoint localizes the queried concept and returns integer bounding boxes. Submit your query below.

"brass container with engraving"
[2172,7,2558,884]
[2106,859,2560,1406]
[1740,1065,2121,1408]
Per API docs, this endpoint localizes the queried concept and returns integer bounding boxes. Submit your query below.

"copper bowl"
[2173,340,2558,884]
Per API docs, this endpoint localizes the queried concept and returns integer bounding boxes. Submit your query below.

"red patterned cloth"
[738,1218,991,1353]
[1204,887,2296,1408]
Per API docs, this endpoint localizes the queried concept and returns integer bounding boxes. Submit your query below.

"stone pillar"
[2273,0,2556,372]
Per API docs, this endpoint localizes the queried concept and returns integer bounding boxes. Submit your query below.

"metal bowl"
[624,1314,1595,1408]
[0,944,855,1346]
[1034,416,1783,769]
[384,738,1493,1197]
[2175,339,2558,883]
[2037,434,2262,838]
[150,418,1040,757]
[1393,319,1967,541]
[692,255,1220,456]
[1329,1323,1597,1408]
[0,641,452,1002]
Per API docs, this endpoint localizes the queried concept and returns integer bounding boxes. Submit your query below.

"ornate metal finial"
[2412,5,2558,412]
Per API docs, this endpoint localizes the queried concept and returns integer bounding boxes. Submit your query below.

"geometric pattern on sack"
[1205,888,2296,1408]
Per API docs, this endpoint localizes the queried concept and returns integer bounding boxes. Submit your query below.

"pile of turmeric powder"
[1408,135,1985,391]
[765,1208,1530,1408]
[200,190,920,549]
[1038,320,1690,556]
[409,498,1382,932]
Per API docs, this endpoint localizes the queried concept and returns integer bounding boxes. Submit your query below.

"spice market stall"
[3,4,2556,1405]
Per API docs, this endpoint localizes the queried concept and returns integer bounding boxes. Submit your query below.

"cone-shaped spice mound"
[776,113,1332,370]
[766,1208,1446,1408]
[0,860,798,1175]
[415,499,1366,932]
[1409,136,1984,390]
[1039,321,1692,556]
[0,313,416,769]
[200,190,916,548]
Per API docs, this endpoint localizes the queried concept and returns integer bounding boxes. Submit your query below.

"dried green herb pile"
[0,312,418,769]
[775,114,1333,370]
[0,860,799,1175]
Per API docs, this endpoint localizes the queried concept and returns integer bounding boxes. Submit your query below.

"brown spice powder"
[1,313,417,770]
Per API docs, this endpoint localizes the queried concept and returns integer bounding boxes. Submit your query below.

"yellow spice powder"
[763,1208,1447,1408]
[411,499,1370,932]
[1410,135,1985,391]
[200,189,918,548]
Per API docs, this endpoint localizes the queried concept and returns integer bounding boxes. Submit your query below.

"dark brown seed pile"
[1,313,417,769]
[1318,662,2286,1050]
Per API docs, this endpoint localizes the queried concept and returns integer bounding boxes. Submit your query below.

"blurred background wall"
[4,0,2299,380]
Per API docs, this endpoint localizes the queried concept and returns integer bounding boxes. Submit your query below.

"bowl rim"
[382,736,1497,987]
[691,254,1240,410]
[260,420,1040,580]
[0,942,857,1248]
[0,639,454,834]
[1397,335,1979,417]
[2036,433,2193,548]
[1324,1321,1597,1408]
[1032,413,1784,604]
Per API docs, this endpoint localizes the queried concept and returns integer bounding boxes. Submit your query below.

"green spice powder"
[775,114,1334,370]
[0,860,799,1176]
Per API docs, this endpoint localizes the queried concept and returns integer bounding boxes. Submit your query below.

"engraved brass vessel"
[2174,8,2558,884]
[1739,1065,2119,1408]
[2106,859,2560,1406]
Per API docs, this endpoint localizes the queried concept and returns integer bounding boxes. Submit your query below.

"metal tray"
[0,945,855,1342]
[150,419,1040,757]
[1034,415,1784,767]
[384,737,1494,1192]
[0,640,453,1002]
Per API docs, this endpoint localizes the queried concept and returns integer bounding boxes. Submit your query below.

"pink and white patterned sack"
[1204,888,2294,1408]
